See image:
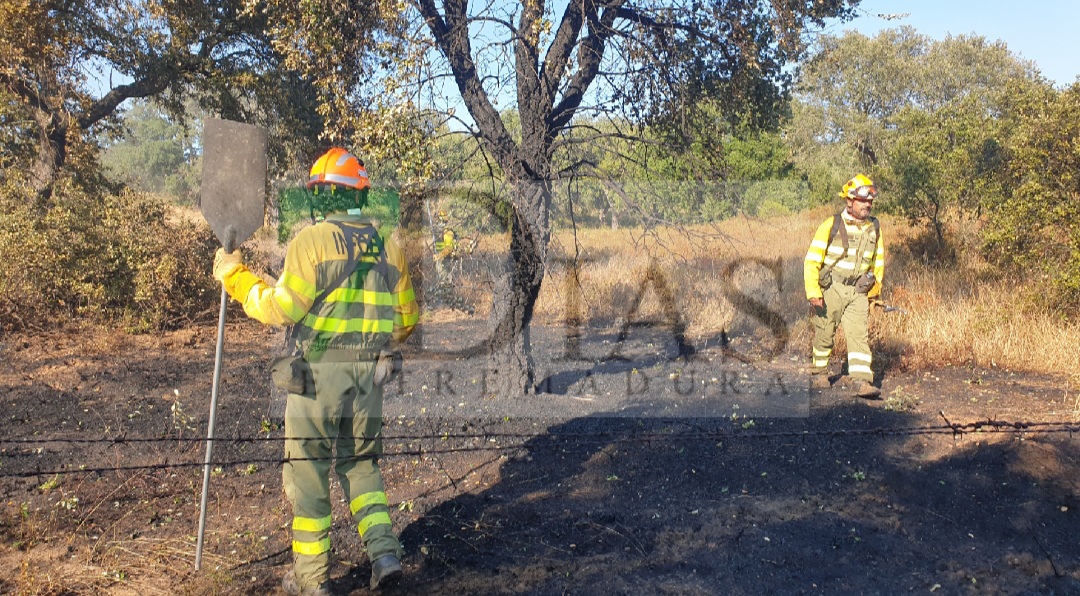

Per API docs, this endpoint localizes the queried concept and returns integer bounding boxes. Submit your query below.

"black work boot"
[369,553,403,590]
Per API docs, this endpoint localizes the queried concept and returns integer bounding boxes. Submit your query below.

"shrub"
[0,178,218,331]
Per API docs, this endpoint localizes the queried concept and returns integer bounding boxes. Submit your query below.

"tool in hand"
[194,117,267,571]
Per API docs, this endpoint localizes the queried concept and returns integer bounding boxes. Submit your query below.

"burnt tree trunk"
[30,111,66,202]
[487,178,551,395]
[416,0,615,395]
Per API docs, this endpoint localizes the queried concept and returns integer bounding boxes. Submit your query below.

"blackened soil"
[0,321,1078,595]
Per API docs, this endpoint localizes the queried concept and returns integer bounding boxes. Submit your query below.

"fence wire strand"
[1,418,1077,479]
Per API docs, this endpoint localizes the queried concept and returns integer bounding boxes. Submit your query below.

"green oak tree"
[983,80,1080,311]
[789,26,1036,214]
[0,0,397,205]
[100,99,201,202]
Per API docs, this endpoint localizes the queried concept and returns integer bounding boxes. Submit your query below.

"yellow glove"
[213,247,244,282]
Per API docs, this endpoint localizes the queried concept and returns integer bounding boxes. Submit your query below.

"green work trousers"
[810,283,874,382]
[282,359,401,590]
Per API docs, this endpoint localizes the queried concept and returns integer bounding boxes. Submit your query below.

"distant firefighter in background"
[433,210,458,273]
[804,174,885,399]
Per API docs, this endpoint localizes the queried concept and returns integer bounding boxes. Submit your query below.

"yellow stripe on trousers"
[349,491,388,516]
[358,512,392,537]
[293,537,331,556]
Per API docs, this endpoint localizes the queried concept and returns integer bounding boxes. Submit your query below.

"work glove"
[213,247,244,282]
[372,349,403,386]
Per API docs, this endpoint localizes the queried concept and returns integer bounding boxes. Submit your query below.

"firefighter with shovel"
[213,148,418,594]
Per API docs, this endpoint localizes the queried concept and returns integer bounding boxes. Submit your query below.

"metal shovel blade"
[199,117,267,248]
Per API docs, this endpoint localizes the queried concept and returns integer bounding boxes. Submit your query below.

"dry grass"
[876,258,1080,375]
[457,207,1080,379]
[212,199,1078,379]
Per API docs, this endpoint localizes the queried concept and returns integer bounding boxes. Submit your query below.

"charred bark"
[415,0,611,395]
[30,110,67,202]
[487,178,551,395]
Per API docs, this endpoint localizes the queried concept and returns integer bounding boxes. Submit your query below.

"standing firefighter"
[804,174,885,399]
[213,148,418,594]
[432,210,457,277]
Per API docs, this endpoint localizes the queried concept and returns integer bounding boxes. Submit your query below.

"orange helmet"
[840,174,877,200]
[307,148,370,191]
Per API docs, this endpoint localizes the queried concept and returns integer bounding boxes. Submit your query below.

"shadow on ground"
[376,404,1080,595]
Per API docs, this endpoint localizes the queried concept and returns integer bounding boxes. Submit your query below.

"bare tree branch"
[548,1,622,132]
[416,0,518,165]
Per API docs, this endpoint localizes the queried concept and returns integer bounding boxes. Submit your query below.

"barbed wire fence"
[3,416,1078,480]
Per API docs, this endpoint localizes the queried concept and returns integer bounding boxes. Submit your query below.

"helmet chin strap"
[307,190,319,223]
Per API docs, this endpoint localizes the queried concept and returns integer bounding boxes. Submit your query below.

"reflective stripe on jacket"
[222,215,418,351]
[803,211,885,300]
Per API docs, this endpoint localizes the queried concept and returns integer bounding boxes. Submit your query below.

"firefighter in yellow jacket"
[804,174,884,399]
[432,210,457,279]
[213,148,418,594]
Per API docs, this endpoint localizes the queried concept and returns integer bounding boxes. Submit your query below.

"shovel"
[194,117,267,571]
[874,302,909,315]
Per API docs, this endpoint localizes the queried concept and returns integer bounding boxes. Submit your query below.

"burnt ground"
[1,317,1079,595]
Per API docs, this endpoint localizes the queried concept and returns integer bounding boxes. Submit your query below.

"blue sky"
[837,0,1080,87]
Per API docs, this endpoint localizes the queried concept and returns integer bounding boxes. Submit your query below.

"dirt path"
[1,321,1078,594]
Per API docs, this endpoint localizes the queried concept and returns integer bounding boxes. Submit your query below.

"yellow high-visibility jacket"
[434,228,456,261]
[803,211,884,301]
[222,215,418,353]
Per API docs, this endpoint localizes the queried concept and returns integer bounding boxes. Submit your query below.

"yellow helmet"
[839,174,877,200]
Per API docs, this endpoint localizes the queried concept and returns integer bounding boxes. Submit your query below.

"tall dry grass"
[458,208,1080,379]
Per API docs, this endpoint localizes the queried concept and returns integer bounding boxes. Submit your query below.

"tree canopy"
[0,0,401,203]
[789,27,1040,239]
[99,100,201,202]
